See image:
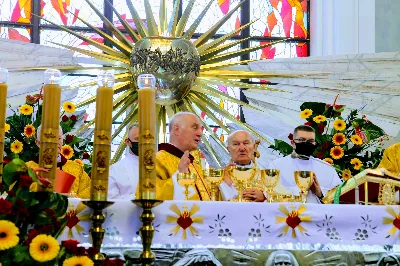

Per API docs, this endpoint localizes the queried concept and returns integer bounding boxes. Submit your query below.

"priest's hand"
[243,188,266,202]
[310,173,322,198]
[178,151,191,173]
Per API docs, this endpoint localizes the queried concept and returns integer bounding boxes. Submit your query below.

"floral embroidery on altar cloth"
[209,214,234,243]
[246,213,271,243]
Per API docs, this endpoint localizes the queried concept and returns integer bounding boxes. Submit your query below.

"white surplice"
[268,155,342,204]
[108,153,139,200]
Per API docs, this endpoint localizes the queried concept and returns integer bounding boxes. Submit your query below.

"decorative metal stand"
[82,200,114,265]
[132,199,163,266]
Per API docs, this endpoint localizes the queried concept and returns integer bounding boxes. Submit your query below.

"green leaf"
[269,139,293,156]
[2,158,28,186]
[363,122,385,140]
[300,102,327,115]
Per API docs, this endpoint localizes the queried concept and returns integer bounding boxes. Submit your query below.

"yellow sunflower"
[350,158,363,170]
[61,145,74,159]
[20,104,33,115]
[11,140,23,154]
[330,146,344,160]
[74,159,84,166]
[313,115,326,124]
[63,256,94,266]
[5,123,10,133]
[333,119,346,131]
[0,220,20,251]
[300,109,313,119]
[63,102,76,114]
[350,135,363,145]
[29,234,60,262]
[24,124,36,138]
[332,133,346,145]
[323,158,334,165]
[342,169,352,181]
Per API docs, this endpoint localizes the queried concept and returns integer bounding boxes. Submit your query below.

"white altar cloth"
[60,200,400,251]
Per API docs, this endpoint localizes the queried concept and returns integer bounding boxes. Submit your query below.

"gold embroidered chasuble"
[378,142,400,176]
[26,160,91,199]
[155,143,211,201]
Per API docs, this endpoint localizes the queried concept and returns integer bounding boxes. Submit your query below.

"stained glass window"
[250,0,308,38]
[40,0,104,27]
[0,0,31,23]
[250,40,308,59]
[184,0,241,35]
[0,26,31,42]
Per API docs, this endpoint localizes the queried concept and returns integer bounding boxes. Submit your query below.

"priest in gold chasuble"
[155,112,211,201]
[378,142,400,176]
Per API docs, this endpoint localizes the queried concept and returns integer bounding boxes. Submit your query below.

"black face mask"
[294,142,317,157]
[128,139,139,156]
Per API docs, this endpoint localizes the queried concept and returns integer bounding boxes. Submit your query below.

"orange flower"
[330,146,344,160]
[333,119,346,131]
[24,124,36,138]
[332,133,346,145]
[323,158,334,165]
[342,169,352,181]
[350,158,363,170]
[61,145,74,160]
[313,115,326,124]
[350,135,363,145]
[300,109,312,119]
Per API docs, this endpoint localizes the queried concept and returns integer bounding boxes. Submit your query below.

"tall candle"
[0,68,8,187]
[137,74,157,200]
[38,69,62,192]
[90,70,115,201]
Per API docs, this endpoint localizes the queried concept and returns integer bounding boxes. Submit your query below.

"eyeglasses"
[294,138,316,144]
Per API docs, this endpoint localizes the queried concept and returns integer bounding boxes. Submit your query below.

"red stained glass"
[0,27,31,42]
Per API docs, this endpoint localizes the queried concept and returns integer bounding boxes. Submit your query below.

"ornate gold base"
[82,200,114,265]
[132,199,164,266]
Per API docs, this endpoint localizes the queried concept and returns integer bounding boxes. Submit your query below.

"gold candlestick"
[0,68,8,187]
[38,69,62,192]
[137,74,157,200]
[90,70,115,201]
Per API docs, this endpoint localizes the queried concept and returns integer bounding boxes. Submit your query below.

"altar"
[61,199,400,265]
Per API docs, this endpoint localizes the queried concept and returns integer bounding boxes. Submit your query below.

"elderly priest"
[155,112,211,200]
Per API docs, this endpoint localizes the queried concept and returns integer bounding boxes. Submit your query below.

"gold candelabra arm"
[132,199,163,266]
[82,200,114,265]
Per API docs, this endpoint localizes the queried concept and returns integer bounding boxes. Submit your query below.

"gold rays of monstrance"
[35,0,295,165]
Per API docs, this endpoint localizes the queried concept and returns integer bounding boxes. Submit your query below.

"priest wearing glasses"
[268,125,342,204]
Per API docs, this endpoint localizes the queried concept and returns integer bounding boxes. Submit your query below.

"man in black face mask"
[108,123,139,199]
[268,125,341,204]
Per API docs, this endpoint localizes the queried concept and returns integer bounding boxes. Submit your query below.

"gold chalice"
[228,165,256,202]
[294,171,314,203]
[177,172,197,201]
[261,169,280,203]
[203,168,224,201]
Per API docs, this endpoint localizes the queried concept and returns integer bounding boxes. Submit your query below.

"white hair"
[226,130,255,146]
[168,112,197,132]
[36,125,63,141]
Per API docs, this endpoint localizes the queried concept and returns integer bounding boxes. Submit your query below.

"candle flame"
[144,78,149,86]
[50,75,55,85]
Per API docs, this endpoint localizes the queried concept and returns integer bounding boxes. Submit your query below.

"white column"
[310,0,375,56]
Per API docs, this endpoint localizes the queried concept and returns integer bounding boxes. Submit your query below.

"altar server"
[154,112,211,200]
[108,123,140,199]
[269,125,342,204]
[219,130,266,202]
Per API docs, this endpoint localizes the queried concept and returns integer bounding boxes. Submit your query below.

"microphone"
[291,152,360,204]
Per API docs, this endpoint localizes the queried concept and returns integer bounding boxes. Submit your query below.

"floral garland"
[4,92,93,174]
[269,102,387,181]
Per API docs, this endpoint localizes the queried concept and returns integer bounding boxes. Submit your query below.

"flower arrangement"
[269,102,387,180]
[0,158,125,265]
[3,92,93,174]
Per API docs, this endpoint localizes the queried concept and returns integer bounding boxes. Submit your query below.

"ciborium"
[130,37,201,105]
[294,171,314,203]
[203,168,224,201]
[177,172,197,201]
[228,166,256,202]
[261,169,280,203]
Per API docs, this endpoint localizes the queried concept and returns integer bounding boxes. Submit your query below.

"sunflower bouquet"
[4,93,93,174]
[269,102,387,181]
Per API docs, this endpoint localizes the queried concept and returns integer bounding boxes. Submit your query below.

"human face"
[291,130,316,148]
[227,131,255,165]
[174,114,203,151]
[125,127,139,147]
